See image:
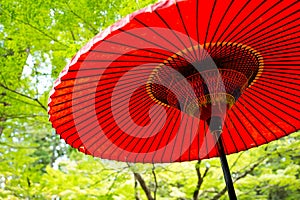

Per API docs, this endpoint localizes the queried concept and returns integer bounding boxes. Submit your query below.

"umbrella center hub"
[146,42,263,118]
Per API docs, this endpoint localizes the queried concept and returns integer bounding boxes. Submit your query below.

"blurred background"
[0,0,299,199]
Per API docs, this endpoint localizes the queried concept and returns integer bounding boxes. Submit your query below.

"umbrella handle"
[208,117,237,200]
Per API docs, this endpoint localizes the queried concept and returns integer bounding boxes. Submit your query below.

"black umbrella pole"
[216,133,237,200]
[208,116,237,200]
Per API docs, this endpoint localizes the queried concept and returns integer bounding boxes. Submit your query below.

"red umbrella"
[48,0,300,199]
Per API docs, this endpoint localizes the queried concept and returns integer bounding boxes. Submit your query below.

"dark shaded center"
[146,42,263,119]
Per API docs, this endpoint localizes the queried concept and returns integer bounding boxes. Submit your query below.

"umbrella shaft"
[208,116,237,200]
[217,136,237,200]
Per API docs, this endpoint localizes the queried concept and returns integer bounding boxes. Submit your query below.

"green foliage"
[0,0,299,199]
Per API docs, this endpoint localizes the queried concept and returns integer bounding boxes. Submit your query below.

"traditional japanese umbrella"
[48,0,300,199]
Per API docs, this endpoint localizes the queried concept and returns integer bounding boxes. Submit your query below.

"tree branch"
[134,172,154,200]
[234,162,261,183]
[152,164,158,200]
[70,30,76,42]
[193,160,210,200]
[211,186,227,200]
[0,83,47,111]
[210,156,268,200]
[0,8,69,48]
[65,3,99,35]
[230,152,244,170]
[134,175,141,200]
[21,22,69,48]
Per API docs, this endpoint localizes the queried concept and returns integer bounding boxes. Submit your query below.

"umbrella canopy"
[48,0,300,164]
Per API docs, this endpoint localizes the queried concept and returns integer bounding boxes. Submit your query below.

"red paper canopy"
[48,0,300,163]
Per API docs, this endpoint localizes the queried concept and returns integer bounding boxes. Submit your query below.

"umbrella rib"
[50,73,151,108]
[90,49,166,60]
[100,39,178,58]
[234,103,269,143]
[64,79,148,111]
[196,0,200,60]
[262,70,300,78]
[202,0,217,57]
[144,111,177,163]
[238,98,280,140]
[175,2,198,60]
[257,42,300,55]
[243,92,297,131]
[159,110,181,163]
[153,10,196,61]
[63,65,157,80]
[214,51,252,66]
[226,1,281,44]
[239,96,286,139]
[253,83,300,106]
[210,1,251,55]
[258,78,300,94]
[117,27,192,61]
[232,1,297,43]
[230,108,259,147]
[163,56,190,73]
[257,79,300,98]
[178,112,190,161]
[140,108,179,163]
[96,98,165,159]
[235,3,299,45]
[245,90,299,128]
[207,0,234,52]
[127,108,176,162]
[223,121,239,153]
[67,92,154,146]
[261,47,300,56]
[70,91,157,151]
[140,110,177,162]
[264,54,300,59]
[264,64,300,66]
[61,89,150,146]
[68,69,153,78]
[241,13,299,46]
[56,85,152,133]
[226,114,248,150]
[220,133,229,155]
[89,49,170,61]
[132,17,194,62]
[50,77,147,110]
[203,122,210,159]
[248,29,300,51]
[112,98,165,160]
[151,112,178,163]
[264,67,300,71]
[264,59,300,63]
[77,59,163,63]
[259,74,300,86]
[197,115,200,159]
[250,35,300,52]
[209,47,256,71]
[117,100,164,150]
[67,65,156,72]
[213,0,264,53]
[72,67,152,80]
[189,113,195,160]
